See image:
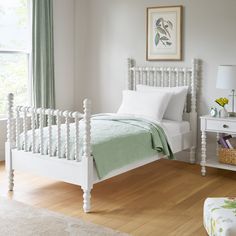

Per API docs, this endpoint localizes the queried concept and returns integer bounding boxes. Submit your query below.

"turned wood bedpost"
[190,58,199,163]
[23,107,28,151]
[56,110,62,158]
[48,109,53,157]
[16,106,20,150]
[65,111,70,160]
[82,98,93,213]
[6,93,14,191]
[31,108,36,153]
[74,112,80,161]
[39,108,44,155]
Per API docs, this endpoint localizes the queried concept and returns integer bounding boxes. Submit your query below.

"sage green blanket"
[20,115,173,179]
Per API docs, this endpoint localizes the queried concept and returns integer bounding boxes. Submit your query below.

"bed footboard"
[5,93,93,213]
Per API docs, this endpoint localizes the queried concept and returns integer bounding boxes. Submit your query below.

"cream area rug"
[0,198,128,236]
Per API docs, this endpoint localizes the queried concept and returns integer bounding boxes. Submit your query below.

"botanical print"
[146,6,182,61]
[204,198,236,236]
[154,17,173,47]
[221,198,236,216]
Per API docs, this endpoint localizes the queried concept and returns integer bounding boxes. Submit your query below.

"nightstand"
[200,115,236,176]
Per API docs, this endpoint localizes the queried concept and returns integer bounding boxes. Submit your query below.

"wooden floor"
[1,159,236,235]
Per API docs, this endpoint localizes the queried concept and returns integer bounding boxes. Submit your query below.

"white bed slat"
[56,110,62,158]
[161,68,164,87]
[65,111,70,160]
[154,69,157,86]
[133,69,136,90]
[39,108,44,155]
[31,108,36,153]
[23,107,28,152]
[175,69,179,86]
[168,68,171,87]
[139,69,142,85]
[184,68,187,86]
[48,110,53,157]
[146,68,149,85]
[151,68,155,86]
[15,107,20,150]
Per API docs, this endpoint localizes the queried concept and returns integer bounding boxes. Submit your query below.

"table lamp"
[216,65,236,117]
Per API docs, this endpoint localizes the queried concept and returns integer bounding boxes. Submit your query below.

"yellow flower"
[223,98,229,104]
[215,97,228,107]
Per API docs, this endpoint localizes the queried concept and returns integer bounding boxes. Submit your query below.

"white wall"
[74,0,89,110]
[54,0,75,110]
[74,0,236,116]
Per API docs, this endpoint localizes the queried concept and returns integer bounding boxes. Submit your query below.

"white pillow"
[117,90,172,121]
[136,85,188,121]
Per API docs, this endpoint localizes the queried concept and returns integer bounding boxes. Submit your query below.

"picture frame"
[146,5,183,61]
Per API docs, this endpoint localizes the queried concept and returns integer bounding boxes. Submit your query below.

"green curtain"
[32,0,55,108]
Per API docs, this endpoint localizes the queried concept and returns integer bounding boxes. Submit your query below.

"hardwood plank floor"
[0,159,235,235]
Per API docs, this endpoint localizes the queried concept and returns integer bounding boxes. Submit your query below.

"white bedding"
[160,119,191,153]
[161,119,190,137]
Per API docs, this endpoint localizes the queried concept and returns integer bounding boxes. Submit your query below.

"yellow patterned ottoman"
[204,198,236,236]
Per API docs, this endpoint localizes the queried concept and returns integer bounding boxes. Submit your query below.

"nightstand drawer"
[206,119,236,132]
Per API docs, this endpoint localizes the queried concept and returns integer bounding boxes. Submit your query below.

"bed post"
[82,99,93,213]
[5,93,14,191]
[190,59,199,164]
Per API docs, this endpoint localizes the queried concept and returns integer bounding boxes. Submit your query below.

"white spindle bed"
[5,58,199,213]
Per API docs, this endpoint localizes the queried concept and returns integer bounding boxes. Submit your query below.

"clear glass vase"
[219,107,228,118]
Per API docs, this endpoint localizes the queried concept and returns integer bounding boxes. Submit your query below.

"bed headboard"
[127,58,200,158]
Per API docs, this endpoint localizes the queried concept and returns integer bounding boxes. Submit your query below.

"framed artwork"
[146,5,183,61]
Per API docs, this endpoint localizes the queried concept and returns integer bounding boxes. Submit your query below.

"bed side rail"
[6,93,92,162]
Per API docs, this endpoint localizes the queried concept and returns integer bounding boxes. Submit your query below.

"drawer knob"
[223,124,229,128]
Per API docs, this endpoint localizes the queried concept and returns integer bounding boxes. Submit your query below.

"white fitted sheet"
[161,119,190,137]
[159,119,191,153]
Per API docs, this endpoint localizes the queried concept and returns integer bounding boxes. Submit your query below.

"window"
[0,0,31,116]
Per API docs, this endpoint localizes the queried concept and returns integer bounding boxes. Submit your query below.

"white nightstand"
[200,115,236,176]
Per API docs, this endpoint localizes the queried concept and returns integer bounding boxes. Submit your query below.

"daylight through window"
[0,0,31,116]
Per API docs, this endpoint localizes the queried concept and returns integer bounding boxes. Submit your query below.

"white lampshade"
[216,65,236,89]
